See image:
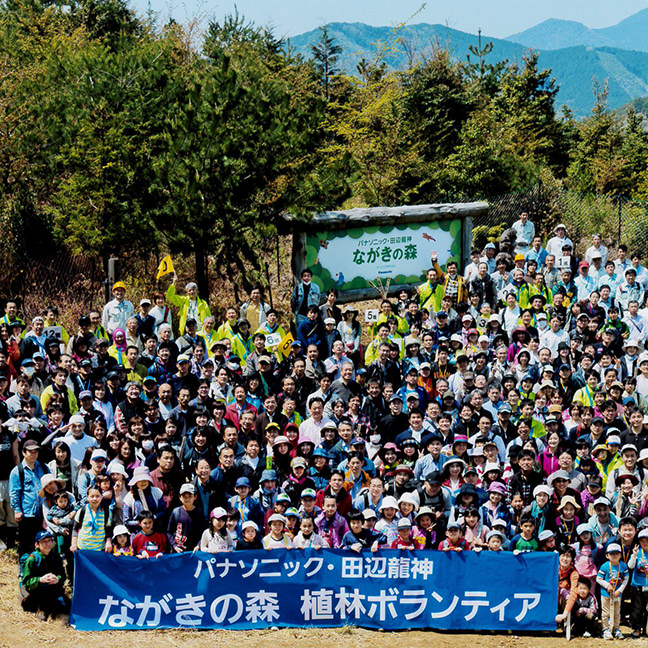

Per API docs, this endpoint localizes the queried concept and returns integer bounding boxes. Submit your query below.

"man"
[575,261,596,302]
[468,262,496,307]
[623,301,648,346]
[1,301,25,328]
[114,382,146,435]
[546,223,572,261]
[512,212,535,254]
[525,235,548,269]
[431,252,467,305]
[617,268,644,313]
[417,267,444,313]
[9,440,48,570]
[299,397,333,445]
[291,268,321,328]
[598,260,622,294]
[134,299,156,339]
[240,286,271,333]
[150,446,185,516]
[20,530,68,621]
[166,277,211,336]
[102,281,134,336]
[63,414,98,463]
[169,387,195,436]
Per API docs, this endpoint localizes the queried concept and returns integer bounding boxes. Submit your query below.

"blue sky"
[139,0,648,39]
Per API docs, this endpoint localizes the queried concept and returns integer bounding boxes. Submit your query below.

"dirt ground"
[0,550,638,648]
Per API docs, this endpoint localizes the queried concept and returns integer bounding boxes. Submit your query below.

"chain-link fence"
[2,184,647,330]
[471,183,648,258]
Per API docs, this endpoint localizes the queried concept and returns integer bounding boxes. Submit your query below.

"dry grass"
[0,550,624,648]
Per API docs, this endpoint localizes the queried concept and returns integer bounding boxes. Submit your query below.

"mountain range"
[508,9,648,52]
[288,10,648,118]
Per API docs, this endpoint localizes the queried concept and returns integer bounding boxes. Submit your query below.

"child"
[479,482,510,531]
[263,513,293,549]
[284,508,301,538]
[522,485,553,535]
[315,496,349,549]
[596,542,629,639]
[112,524,133,556]
[363,509,378,531]
[510,516,539,553]
[486,529,504,552]
[391,518,423,550]
[464,506,488,551]
[199,507,233,553]
[569,577,598,638]
[508,491,525,530]
[226,508,240,545]
[628,528,648,638]
[132,511,168,558]
[439,521,469,551]
[235,521,263,550]
[555,495,580,546]
[571,524,602,588]
[538,529,557,551]
[414,506,437,549]
[20,531,69,621]
[71,485,112,553]
[293,516,328,549]
[253,469,279,513]
[581,475,602,516]
[167,483,205,553]
[46,490,76,556]
[374,496,399,547]
[397,492,418,524]
[263,493,291,533]
[342,509,383,552]
[298,488,321,520]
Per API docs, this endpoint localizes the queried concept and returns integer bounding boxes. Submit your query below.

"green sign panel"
[305,219,462,293]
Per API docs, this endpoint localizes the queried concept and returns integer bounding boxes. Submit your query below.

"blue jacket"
[9,460,49,517]
[291,282,321,313]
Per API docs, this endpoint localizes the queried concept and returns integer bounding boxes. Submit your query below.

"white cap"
[533,485,553,497]
[379,496,399,510]
[268,513,286,524]
[112,524,130,538]
[69,414,85,426]
[179,483,195,495]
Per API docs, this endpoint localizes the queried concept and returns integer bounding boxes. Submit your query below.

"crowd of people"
[5,216,648,636]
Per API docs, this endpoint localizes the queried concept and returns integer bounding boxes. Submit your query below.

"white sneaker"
[0,539,7,552]
[582,631,591,638]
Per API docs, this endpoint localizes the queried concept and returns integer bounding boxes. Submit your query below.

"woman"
[271,434,293,482]
[93,381,115,433]
[183,426,217,473]
[539,431,563,477]
[89,420,108,451]
[319,288,342,323]
[442,456,466,497]
[337,306,362,365]
[117,438,141,478]
[121,467,166,532]
[125,317,143,353]
[47,441,80,497]
[246,373,265,412]
[108,329,128,365]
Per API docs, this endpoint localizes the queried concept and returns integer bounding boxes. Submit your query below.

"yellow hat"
[112,281,126,292]
[514,253,525,261]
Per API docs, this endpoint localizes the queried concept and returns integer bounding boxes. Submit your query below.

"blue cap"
[312,447,329,459]
[436,311,448,318]
[35,530,54,543]
[235,477,251,489]
[260,470,278,483]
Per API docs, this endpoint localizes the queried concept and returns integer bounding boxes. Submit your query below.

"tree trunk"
[194,242,209,300]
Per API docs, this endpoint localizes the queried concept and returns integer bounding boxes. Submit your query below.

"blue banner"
[70,549,557,632]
